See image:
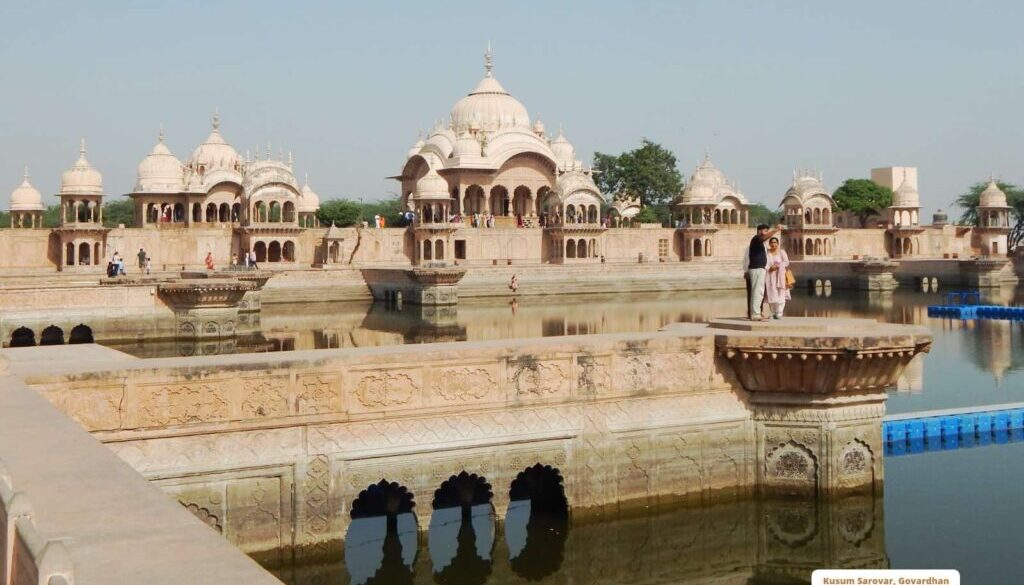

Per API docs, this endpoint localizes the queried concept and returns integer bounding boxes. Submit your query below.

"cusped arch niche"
[765,440,818,496]
[837,438,875,492]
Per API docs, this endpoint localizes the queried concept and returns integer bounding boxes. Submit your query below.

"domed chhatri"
[398,47,605,263]
[186,110,241,180]
[136,128,184,193]
[979,180,1008,208]
[9,167,45,228]
[60,139,104,196]
[449,45,530,133]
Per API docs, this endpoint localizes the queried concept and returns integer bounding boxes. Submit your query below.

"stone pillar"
[713,317,931,496]
[851,258,899,291]
[965,257,1010,288]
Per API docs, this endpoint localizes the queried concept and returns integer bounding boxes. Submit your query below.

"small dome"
[10,168,44,211]
[136,129,184,192]
[979,180,1008,207]
[413,167,450,200]
[532,118,546,135]
[298,175,320,212]
[60,139,103,195]
[449,50,530,133]
[187,112,239,173]
[892,177,920,208]
[550,130,575,164]
[407,134,426,159]
[680,153,747,205]
[453,132,480,158]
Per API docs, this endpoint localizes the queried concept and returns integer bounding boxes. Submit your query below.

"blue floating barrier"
[941,416,959,438]
[995,412,1011,432]
[1010,410,1024,430]
[890,440,907,456]
[908,420,925,441]
[925,418,942,440]
[958,415,977,437]
[886,421,907,443]
[977,414,993,435]
[909,437,926,453]
[995,428,1010,444]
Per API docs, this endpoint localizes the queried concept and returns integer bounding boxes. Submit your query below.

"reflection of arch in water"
[429,471,495,580]
[10,326,35,347]
[346,479,418,585]
[506,463,569,580]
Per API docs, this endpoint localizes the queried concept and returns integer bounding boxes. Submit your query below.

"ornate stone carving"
[304,454,331,550]
[576,355,611,396]
[765,441,818,494]
[432,367,493,402]
[296,375,337,415]
[353,371,418,407]
[182,502,223,533]
[137,383,230,427]
[241,378,288,419]
[509,358,568,397]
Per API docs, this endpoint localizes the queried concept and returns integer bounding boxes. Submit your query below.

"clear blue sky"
[2,0,1021,217]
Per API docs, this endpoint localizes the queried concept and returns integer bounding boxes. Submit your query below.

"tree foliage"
[593,139,683,208]
[316,196,411,228]
[832,179,892,224]
[957,181,1024,251]
[103,199,135,228]
[747,203,783,227]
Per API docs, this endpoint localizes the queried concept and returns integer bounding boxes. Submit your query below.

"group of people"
[106,248,152,277]
[744,223,792,320]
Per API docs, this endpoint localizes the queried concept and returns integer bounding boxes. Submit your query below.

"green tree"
[832,179,892,225]
[747,203,783,227]
[103,199,135,228]
[633,206,659,224]
[43,204,62,227]
[593,139,683,209]
[957,181,1024,251]
[317,199,363,227]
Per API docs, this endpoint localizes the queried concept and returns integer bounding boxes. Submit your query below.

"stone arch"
[231,203,241,222]
[282,241,295,262]
[205,203,217,222]
[490,185,510,216]
[566,239,576,259]
[432,471,493,512]
[805,238,813,256]
[351,479,416,520]
[69,324,94,344]
[269,201,281,222]
[704,238,712,257]
[78,242,91,266]
[423,240,433,261]
[429,471,495,580]
[577,239,587,258]
[823,239,831,255]
[268,241,282,262]
[346,479,418,584]
[254,201,267,223]
[693,238,702,257]
[40,325,64,346]
[10,326,35,347]
[219,203,230,222]
[283,201,296,223]
[508,463,568,518]
[253,241,267,263]
[589,238,597,258]
[507,463,569,580]
[435,240,444,260]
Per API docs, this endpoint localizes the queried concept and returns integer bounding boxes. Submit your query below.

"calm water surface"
[111,287,1023,584]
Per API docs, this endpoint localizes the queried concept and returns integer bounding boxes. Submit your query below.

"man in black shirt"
[746,223,781,320]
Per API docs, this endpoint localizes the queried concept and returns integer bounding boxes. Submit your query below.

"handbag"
[785,268,796,289]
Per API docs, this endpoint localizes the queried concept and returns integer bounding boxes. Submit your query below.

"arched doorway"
[435,240,444,260]
[506,464,569,580]
[69,324,94,344]
[10,327,35,347]
[283,241,295,262]
[253,241,267,263]
[346,480,418,585]
[65,243,75,266]
[429,471,495,581]
[40,325,64,346]
[268,241,282,262]
[78,242,91,266]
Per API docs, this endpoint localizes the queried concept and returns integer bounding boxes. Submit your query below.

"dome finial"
[158,124,165,143]
[212,108,220,131]
[484,41,494,77]
[23,165,29,182]
[304,172,309,186]
[79,138,86,156]
[704,145,711,162]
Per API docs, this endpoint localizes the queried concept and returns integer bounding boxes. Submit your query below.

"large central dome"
[449,49,530,133]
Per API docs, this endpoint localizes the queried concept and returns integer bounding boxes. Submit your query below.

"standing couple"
[745,223,792,321]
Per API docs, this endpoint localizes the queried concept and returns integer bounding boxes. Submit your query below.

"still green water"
[114,287,1024,584]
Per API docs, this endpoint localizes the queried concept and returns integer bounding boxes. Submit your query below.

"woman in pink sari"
[765,237,790,319]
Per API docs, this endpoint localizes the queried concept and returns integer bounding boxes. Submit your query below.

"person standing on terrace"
[744,223,782,320]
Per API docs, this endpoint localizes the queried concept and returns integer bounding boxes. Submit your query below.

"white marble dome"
[298,176,320,212]
[10,168,44,211]
[892,177,921,208]
[136,130,184,192]
[187,113,239,172]
[453,132,481,158]
[413,167,451,200]
[60,139,103,195]
[979,180,1008,207]
[449,51,530,133]
[550,131,575,165]
[680,155,747,205]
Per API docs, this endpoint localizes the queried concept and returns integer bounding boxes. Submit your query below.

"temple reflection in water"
[266,493,885,585]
